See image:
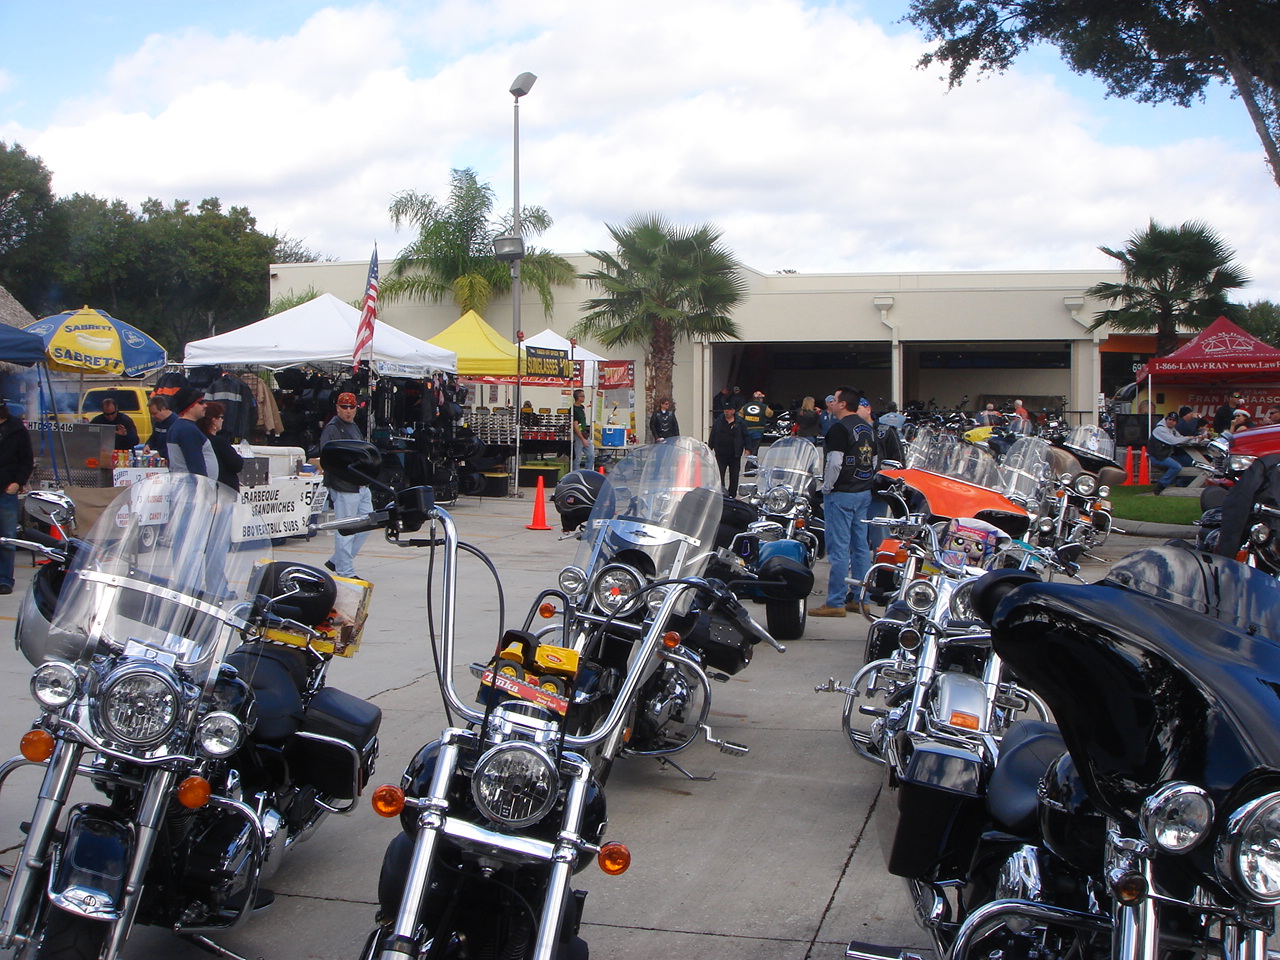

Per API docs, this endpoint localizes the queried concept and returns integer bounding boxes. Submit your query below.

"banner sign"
[523,346,573,379]
[232,479,327,542]
[598,360,634,390]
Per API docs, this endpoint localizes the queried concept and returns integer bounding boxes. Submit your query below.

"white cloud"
[3,0,1277,301]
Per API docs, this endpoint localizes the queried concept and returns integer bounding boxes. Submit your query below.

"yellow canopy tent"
[427,310,518,377]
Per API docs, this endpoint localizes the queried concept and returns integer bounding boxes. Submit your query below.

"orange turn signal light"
[20,729,55,763]
[372,784,406,818]
[177,776,212,809]
[1113,871,1148,904]
[597,842,631,876]
[539,602,557,619]
[662,632,681,650]
[948,712,980,731]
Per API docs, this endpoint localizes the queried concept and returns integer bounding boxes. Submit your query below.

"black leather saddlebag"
[294,686,382,800]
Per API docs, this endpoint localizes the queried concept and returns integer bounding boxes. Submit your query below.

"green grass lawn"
[1107,484,1203,526]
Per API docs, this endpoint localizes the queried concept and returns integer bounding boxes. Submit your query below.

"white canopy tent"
[521,328,605,387]
[184,294,457,376]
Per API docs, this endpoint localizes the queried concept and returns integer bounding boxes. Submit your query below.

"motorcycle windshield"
[574,437,723,583]
[51,474,268,689]
[905,429,1001,488]
[904,427,955,472]
[999,437,1050,503]
[756,436,820,494]
[1063,424,1115,463]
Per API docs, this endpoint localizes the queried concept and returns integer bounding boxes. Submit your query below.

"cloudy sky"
[3,0,1278,302]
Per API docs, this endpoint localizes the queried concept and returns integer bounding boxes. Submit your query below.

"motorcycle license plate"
[477,667,569,715]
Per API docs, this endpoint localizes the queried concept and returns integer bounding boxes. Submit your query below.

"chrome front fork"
[101,766,179,959]
[0,739,83,949]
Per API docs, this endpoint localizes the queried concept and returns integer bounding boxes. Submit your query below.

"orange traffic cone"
[1138,447,1151,486]
[526,475,552,531]
[597,465,606,475]
[1123,446,1135,485]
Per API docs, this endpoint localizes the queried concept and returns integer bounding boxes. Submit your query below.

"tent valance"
[1135,316,1280,384]
[184,294,456,376]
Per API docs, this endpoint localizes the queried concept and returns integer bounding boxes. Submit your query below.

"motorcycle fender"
[758,537,806,565]
[931,672,990,733]
[47,804,133,920]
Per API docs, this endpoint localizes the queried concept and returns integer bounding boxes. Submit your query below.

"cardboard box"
[262,573,373,658]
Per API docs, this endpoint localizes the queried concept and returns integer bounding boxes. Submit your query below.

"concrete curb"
[1115,519,1199,539]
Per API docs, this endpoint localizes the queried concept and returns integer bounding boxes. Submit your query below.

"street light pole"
[508,72,536,345]
[503,72,536,496]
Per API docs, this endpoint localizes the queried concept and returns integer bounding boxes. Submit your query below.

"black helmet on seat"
[553,470,605,533]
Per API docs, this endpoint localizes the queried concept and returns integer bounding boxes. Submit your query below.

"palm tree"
[1086,219,1250,356]
[382,168,575,318]
[573,214,747,414]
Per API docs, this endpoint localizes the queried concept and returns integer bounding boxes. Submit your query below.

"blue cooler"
[601,425,626,447]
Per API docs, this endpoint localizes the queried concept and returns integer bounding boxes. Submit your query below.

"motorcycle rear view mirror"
[880,459,903,471]
[24,490,76,531]
[319,440,387,490]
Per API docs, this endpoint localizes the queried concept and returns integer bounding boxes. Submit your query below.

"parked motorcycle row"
[6,424,1280,960]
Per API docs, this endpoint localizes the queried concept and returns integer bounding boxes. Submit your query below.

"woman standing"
[795,396,820,439]
[199,401,245,492]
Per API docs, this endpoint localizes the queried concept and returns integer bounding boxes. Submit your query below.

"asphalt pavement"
[0,493,1155,960]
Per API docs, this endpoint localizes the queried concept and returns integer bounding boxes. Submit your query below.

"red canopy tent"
[1135,316,1280,383]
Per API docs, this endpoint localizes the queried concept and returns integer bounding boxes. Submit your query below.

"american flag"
[352,247,378,369]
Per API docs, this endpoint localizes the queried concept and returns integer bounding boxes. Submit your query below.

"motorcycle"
[1038,424,1125,552]
[0,468,388,960]
[363,437,784,960]
[817,507,1052,765]
[851,540,1280,960]
[728,435,823,640]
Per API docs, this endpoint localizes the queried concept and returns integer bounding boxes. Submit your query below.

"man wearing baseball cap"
[165,387,216,477]
[320,392,371,578]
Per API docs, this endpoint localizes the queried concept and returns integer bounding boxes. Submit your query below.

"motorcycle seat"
[986,719,1064,836]
[226,641,311,741]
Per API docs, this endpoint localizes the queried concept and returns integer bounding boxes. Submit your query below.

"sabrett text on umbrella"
[51,348,122,371]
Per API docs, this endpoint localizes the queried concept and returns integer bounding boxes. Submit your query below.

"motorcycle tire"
[765,597,806,641]
[34,909,108,960]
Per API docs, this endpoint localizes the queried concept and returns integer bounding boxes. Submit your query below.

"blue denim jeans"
[1149,454,1184,489]
[0,491,17,588]
[328,486,373,578]
[824,489,873,607]
[573,432,595,471]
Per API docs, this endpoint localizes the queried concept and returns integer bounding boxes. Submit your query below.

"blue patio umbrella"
[24,306,166,378]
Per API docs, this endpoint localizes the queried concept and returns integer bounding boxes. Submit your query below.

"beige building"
[269,258,1124,440]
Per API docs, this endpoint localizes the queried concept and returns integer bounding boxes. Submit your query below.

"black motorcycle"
[358,438,788,960]
[852,539,1280,960]
[0,468,389,960]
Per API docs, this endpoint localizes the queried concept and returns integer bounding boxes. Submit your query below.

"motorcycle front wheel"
[34,908,108,960]
[765,596,806,640]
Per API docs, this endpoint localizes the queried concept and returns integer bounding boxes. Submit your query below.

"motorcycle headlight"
[1250,523,1271,545]
[763,486,794,514]
[1038,516,1056,533]
[558,565,588,598]
[949,581,976,621]
[1229,454,1257,472]
[195,711,243,758]
[94,665,181,747]
[471,741,559,829]
[647,584,671,615]
[591,564,643,613]
[1140,782,1214,852]
[1097,485,1111,498]
[904,580,937,614]
[1217,791,1280,904]
[1073,474,1097,496]
[31,661,78,710]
